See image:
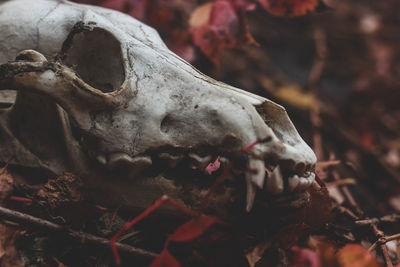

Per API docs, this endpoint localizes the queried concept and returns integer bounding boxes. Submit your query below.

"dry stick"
[332,170,364,216]
[369,233,400,252]
[0,206,157,260]
[337,206,360,220]
[356,214,400,226]
[370,224,393,267]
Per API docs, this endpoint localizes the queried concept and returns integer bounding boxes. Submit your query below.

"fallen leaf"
[170,215,222,242]
[258,0,319,17]
[0,166,13,203]
[190,0,256,65]
[274,85,313,110]
[0,166,23,267]
[150,249,181,267]
[150,214,225,267]
[309,239,338,267]
[290,245,320,267]
[336,244,380,267]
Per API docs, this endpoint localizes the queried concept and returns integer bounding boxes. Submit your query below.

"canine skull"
[0,0,316,215]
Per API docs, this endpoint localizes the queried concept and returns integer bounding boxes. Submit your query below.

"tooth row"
[92,151,152,170]
[93,150,218,173]
[92,150,314,214]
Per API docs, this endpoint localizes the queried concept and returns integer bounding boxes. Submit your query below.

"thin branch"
[356,214,400,226]
[332,170,364,216]
[0,206,157,261]
[369,224,393,267]
[368,233,400,252]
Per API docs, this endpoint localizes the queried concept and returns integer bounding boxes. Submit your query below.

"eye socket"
[63,28,125,93]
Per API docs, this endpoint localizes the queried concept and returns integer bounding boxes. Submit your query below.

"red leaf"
[150,215,225,267]
[189,0,256,65]
[168,214,223,243]
[150,249,181,267]
[336,244,380,267]
[258,0,319,17]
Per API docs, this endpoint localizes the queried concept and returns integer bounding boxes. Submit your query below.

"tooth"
[245,175,257,212]
[188,153,212,169]
[288,175,300,192]
[265,165,284,195]
[107,152,152,169]
[307,172,316,182]
[247,159,266,189]
[298,177,309,190]
[296,173,315,190]
[96,154,107,165]
[305,173,315,186]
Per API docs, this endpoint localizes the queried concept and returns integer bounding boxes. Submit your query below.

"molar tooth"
[245,176,257,212]
[96,154,107,165]
[287,175,300,192]
[108,152,152,169]
[296,173,315,190]
[265,165,284,195]
[246,159,266,189]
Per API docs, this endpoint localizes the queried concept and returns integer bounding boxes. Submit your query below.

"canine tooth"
[245,176,257,212]
[247,159,266,189]
[96,154,107,165]
[265,165,284,195]
[288,175,300,192]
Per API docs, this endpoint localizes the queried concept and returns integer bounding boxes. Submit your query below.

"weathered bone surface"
[0,0,316,214]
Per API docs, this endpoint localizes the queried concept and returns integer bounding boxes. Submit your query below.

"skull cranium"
[0,0,316,217]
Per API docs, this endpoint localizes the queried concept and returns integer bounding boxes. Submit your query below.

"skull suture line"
[0,0,316,215]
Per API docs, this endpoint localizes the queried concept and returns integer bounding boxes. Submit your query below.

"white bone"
[0,0,317,213]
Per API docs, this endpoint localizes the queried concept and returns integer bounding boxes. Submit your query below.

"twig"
[369,224,393,267]
[369,233,400,252]
[332,170,364,216]
[356,214,400,226]
[0,205,157,261]
[337,205,360,220]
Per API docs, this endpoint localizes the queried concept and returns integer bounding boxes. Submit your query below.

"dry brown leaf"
[0,166,23,267]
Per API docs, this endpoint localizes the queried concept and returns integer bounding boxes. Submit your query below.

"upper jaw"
[80,140,316,212]
[73,93,317,214]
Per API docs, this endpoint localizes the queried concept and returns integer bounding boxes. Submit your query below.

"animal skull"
[0,0,316,216]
